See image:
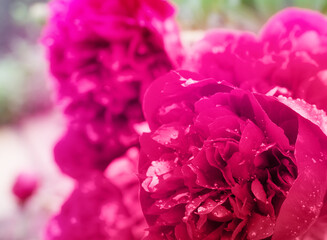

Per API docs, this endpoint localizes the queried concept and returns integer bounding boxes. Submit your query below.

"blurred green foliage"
[0,0,51,125]
[0,40,51,125]
[174,0,327,31]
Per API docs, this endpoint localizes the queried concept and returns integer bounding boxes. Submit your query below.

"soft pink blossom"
[185,8,327,111]
[43,0,183,178]
[46,174,135,240]
[47,148,146,240]
[105,147,147,239]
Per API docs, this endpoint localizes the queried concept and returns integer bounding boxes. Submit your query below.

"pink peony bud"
[12,172,39,204]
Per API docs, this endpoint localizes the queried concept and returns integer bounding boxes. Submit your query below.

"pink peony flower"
[139,70,327,239]
[43,0,183,178]
[105,147,147,239]
[46,174,135,240]
[53,126,128,179]
[185,8,327,112]
[47,147,146,240]
[12,172,39,204]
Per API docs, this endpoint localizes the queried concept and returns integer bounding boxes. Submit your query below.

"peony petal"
[272,117,327,239]
[239,120,265,154]
[277,95,327,136]
[175,223,191,240]
[208,205,233,222]
[143,71,233,130]
[247,213,275,240]
[251,179,267,203]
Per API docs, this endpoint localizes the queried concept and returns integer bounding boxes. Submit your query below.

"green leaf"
[293,0,325,11]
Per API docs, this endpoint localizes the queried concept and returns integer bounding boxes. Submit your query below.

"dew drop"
[250,232,257,237]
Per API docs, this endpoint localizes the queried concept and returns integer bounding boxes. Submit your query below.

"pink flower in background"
[46,174,135,240]
[185,8,327,111]
[184,29,261,89]
[139,70,327,239]
[105,147,147,239]
[43,0,183,178]
[12,172,39,204]
[47,147,146,240]
[46,175,131,240]
[260,8,327,110]
[53,126,127,179]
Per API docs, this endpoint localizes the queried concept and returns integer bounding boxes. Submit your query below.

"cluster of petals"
[139,70,327,239]
[43,0,183,178]
[46,174,133,240]
[185,8,327,112]
[46,148,145,240]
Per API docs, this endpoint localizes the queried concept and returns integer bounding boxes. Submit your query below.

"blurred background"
[0,0,327,239]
